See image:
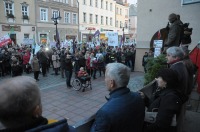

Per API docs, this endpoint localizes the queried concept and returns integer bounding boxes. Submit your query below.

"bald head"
[0,76,41,121]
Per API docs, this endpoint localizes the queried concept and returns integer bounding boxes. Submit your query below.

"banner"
[23,38,34,45]
[106,32,118,47]
[0,34,12,47]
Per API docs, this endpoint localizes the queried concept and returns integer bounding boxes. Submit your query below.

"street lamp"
[51,11,61,49]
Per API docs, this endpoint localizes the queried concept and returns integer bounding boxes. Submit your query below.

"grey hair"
[105,63,131,87]
[166,46,184,59]
[0,76,41,121]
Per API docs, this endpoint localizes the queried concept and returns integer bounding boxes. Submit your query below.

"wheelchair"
[72,74,92,92]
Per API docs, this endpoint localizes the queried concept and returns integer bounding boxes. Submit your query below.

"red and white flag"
[0,34,12,47]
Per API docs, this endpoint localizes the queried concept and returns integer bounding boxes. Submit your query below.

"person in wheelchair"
[77,67,90,83]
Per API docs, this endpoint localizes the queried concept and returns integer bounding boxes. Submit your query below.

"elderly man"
[166,46,189,99]
[91,63,145,132]
[0,76,74,131]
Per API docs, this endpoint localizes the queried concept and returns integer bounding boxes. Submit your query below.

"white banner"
[106,32,118,47]
[23,38,34,45]
[50,41,56,48]
[153,40,163,48]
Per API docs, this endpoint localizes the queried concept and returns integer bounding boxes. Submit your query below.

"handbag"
[144,108,177,126]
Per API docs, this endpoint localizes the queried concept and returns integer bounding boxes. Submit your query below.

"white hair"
[105,63,131,87]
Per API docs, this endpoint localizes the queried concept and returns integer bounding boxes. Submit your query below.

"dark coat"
[144,88,183,132]
[165,20,181,47]
[91,87,145,132]
[170,61,189,98]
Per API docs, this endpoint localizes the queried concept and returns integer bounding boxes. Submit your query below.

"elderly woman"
[141,68,186,132]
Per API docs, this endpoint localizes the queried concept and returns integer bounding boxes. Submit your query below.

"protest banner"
[106,32,118,47]
[23,38,34,45]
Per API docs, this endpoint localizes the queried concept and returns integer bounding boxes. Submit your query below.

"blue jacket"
[91,87,145,132]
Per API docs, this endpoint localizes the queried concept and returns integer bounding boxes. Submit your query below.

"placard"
[106,32,118,46]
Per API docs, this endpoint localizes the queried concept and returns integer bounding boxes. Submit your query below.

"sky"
[127,0,137,5]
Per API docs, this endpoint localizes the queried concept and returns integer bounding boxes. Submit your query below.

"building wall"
[0,0,36,45]
[135,0,200,71]
[36,0,78,44]
[129,15,137,41]
[78,0,116,42]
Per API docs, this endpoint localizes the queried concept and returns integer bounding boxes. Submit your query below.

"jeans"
[65,70,72,86]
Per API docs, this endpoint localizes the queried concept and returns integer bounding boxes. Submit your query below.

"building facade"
[78,0,116,43]
[115,0,129,42]
[129,4,137,43]
[135,0,200,71]
[36,0,78,45]
[0,0,36,45]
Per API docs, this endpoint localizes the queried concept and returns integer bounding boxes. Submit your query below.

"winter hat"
[157,68,179,88]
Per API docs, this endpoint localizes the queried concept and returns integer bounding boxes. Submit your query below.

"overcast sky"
[127,0,137,4]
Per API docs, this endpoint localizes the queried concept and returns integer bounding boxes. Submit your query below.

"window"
[110,3,112,11]
[101,16,103,24]
[83,12,86,22]
[110,17,112,26]
[116,7,118,14]
[120,9,122,15]
[24,34,29,39]
[5,3,14,15]
[106,17,108,25]
[95,15,98,24]
[95,0,98,7]
[182,0,200,4]
[106,1,108,10]
[90,14,93,23]
[64,12,70,23]
[73,13,77,24]
[40,8,48,21]
[71,0,73,6]
[65,0,68,4]
[83,0,86,5]
[90,0,92,6]
[116,20,118,27]
[120,21,123,28]
[22,5,28,16]
[101,0,103,8]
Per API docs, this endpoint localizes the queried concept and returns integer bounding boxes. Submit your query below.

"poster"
[23,38,34,45]
[153,40,163,48]
[106,32,118,47]
[154,48,161,57]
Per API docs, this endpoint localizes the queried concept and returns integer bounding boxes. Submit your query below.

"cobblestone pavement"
[0,69,144,125]
[1,69,200,132]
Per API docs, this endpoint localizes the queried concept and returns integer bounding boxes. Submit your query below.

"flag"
[189,43,200,93]
[157,30,161,39]
[120,33,125,47]
[94,30,100,37]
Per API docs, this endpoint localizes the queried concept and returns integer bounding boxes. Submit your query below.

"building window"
[95,0,98,7]
[110,17,112,26]
[52,10,59,19]
[110,3,112,11]
[64,12,70,23]
[116,20,118,27]
[116,7,118,14]
[106,17,108,25]
[71,0,73,6]
[83,0,86,5]
[101,16,103,25]
[90,0,92,6]
[101,0,103,9]
[73,13,77,24]
[65,0,68,4]
[22,5,28,16]
[24,34,29,39]
[83,12,86,23]
[106,1,108,10]
[90,14,93,23]
[5,2,14,16]
[95,15,98,24]
[182,0,200,4]
[40,8,48,21]
[120,9,122,15]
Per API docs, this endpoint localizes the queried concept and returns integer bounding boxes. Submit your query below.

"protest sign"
[106,32,118,46]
